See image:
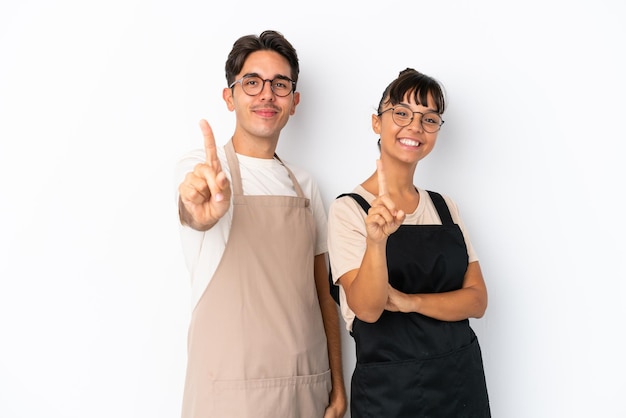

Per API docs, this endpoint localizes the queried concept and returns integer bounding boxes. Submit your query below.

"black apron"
[337,191,490,418]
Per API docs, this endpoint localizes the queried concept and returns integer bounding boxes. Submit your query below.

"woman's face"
[372,92,441,165]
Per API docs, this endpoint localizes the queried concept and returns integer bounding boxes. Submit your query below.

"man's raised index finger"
[199,119,218,166]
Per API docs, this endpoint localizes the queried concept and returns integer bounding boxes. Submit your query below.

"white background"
[1,1,624,417]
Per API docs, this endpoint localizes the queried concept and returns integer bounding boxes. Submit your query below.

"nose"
[407,114,423,132]
[259,79,275,99]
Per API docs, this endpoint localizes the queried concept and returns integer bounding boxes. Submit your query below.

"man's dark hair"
[225,30,300,90]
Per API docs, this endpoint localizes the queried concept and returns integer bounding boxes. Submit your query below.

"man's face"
[223,50,300,143]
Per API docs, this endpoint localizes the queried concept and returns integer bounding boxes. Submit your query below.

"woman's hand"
[365,159,406,241]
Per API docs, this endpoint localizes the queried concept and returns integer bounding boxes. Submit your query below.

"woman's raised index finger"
[376,159,388,196]
[199,119,218,165]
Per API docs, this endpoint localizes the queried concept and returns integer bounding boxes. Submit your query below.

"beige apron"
[181,140,331,418]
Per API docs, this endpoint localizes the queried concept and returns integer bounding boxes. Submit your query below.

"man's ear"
[223,87,235,111]
[289,91,300,115]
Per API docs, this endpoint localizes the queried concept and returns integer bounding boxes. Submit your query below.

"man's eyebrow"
[241,72,292,80]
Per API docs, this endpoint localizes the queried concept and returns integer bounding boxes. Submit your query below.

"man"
[176,30,346,418]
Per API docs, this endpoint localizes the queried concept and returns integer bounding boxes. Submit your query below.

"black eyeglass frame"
[229,75,296,97]
[378,105,445,133]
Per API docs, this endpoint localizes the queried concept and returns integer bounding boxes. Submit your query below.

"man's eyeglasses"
[229,75,296,97]
[378,105,444,133]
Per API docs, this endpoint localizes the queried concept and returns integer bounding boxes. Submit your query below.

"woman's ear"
[372,113,381,134]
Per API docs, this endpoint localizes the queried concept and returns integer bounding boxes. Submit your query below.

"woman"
[328,68,490,417]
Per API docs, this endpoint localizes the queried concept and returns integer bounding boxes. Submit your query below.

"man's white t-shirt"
[175,146,328,309]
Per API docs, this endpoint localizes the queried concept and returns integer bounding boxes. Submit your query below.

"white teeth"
[399,138,420,147]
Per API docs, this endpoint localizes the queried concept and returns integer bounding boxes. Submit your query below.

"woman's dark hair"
[224,30,299,90]
[377,68,446,114]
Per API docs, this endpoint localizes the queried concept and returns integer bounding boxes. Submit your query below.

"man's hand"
[178,119,232,230]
